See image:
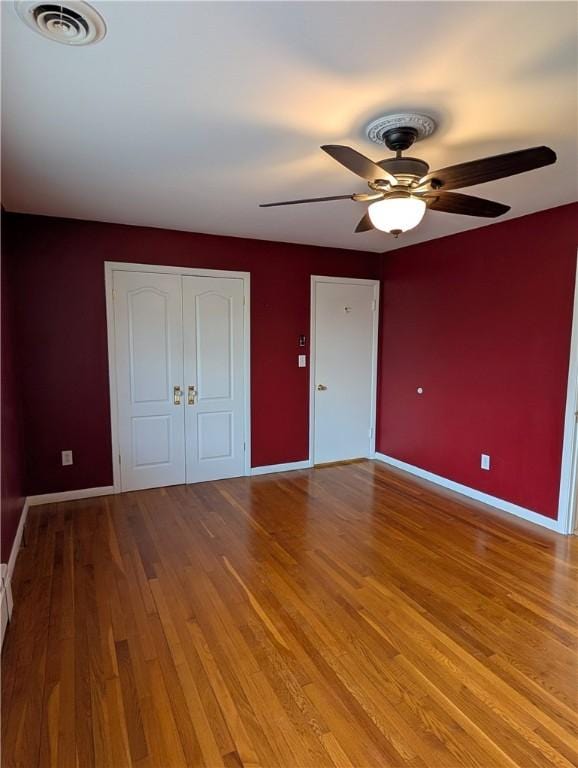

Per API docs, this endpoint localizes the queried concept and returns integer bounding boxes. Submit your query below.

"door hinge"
[243,442,246,452]
[368,427,374,438]
[372,299,376,311]
[118,453,121,465]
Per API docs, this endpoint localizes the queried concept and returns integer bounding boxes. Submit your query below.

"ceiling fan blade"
[418,146,556,191]
[424,191,510,217]
[354,212,374,233]
[259,194,352,208]
[321,145,397,184]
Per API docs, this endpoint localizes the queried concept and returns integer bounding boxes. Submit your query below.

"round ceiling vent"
[15,1,106,45]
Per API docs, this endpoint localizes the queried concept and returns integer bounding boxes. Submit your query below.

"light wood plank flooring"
[2,461,577,767]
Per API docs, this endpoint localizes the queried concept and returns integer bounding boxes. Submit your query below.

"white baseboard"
[1,498,29,648]
[0,575,8,650]
[251,460,312,476]
[6,499,29,591]
[374,453,565,534]
[27,485,115,506]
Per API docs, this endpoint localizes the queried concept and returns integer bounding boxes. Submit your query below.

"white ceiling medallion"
[366,113,436,145]
[15,1,106,45]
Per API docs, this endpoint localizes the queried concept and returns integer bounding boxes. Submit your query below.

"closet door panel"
[183,276,245,483]
[113,271,185,491]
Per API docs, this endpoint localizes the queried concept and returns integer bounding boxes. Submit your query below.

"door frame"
[309,275,380,465]
[105,261,251,493]
[557,251,578,534]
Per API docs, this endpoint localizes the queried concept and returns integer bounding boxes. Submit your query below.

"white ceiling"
[2,1,577,252]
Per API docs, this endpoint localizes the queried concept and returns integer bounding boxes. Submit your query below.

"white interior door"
[313,279,378,464]
[183,276,246,483]
[113,271,186,491]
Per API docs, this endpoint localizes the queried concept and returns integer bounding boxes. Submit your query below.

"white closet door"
[313,280,377,464]
[114,271,185,491]
[183,276,245,483]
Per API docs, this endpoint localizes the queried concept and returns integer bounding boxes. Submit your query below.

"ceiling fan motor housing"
[378,157,429,180]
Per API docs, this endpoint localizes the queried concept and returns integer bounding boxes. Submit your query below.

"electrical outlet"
[481,453,490,471]
[61,450,73,466]
[298,354,307,368]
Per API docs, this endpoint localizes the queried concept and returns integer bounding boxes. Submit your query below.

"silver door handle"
[317,384,327,391]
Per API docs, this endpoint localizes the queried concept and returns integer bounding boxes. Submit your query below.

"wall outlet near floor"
[61,450,73,466]
[481,453,490,471]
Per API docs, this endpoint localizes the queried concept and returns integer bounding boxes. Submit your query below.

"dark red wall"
[4,213,378,495]
[4,203,576,529]
[376,203,578,520]
[1,221,26,562]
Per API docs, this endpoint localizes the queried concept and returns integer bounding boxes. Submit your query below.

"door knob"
[173,385,183,405]
[188,385,198,405]
[317,384,327,391]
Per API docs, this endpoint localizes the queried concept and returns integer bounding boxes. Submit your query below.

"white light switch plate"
[481,453,490,470]
[61,450,73,466]
[298,354,306,368]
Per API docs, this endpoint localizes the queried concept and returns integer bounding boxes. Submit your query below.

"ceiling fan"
[259,113,557,237]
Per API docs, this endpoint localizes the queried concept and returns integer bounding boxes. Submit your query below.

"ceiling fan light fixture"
[368,196,426,235]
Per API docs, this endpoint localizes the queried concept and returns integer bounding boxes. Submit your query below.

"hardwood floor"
[2,461,577,768]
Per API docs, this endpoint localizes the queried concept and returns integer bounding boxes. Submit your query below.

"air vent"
[15,1,106,45]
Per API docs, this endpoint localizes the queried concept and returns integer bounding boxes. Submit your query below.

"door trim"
[557,251,578,534]
[309,275,380,466]
[105,262,251,493]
